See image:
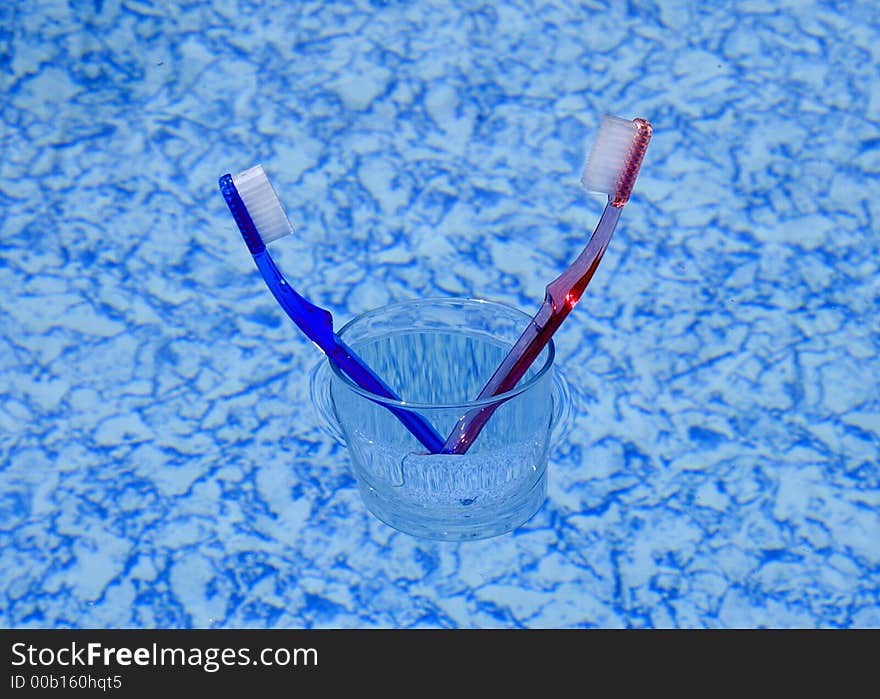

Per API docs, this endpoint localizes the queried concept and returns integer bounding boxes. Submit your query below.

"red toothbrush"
[442,116,653,454]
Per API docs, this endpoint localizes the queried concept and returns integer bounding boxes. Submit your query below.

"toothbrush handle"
[252,251,445,454]
[327,338,445,454]
[441,201,622,455]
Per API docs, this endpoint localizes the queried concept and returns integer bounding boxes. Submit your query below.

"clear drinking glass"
[310,298,569,541]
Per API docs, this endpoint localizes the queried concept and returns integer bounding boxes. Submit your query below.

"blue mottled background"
[1,0,878,628]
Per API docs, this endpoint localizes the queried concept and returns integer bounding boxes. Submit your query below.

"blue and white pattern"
[1,0,878,627]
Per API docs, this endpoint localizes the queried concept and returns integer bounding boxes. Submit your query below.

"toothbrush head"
[580,116,653,207]
[219,165,293,255]
[231,165,294,243]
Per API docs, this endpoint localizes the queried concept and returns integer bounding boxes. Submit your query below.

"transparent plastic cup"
[310,298,571,541]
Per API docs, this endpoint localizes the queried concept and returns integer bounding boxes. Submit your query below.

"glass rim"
[328,297,556,411]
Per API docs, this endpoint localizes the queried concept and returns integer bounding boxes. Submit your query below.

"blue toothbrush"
[219,165,444,453]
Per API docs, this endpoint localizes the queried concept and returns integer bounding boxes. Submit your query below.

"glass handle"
[551,367,574,441]
[309,359,346,446]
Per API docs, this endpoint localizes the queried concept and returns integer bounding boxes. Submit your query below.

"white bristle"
[231,165,293,244]
[580,115,638,196]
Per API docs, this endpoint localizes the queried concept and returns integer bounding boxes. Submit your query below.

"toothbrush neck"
[545,201,622,313]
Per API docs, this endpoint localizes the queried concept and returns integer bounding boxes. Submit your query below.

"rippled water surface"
[1,1,878,627]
